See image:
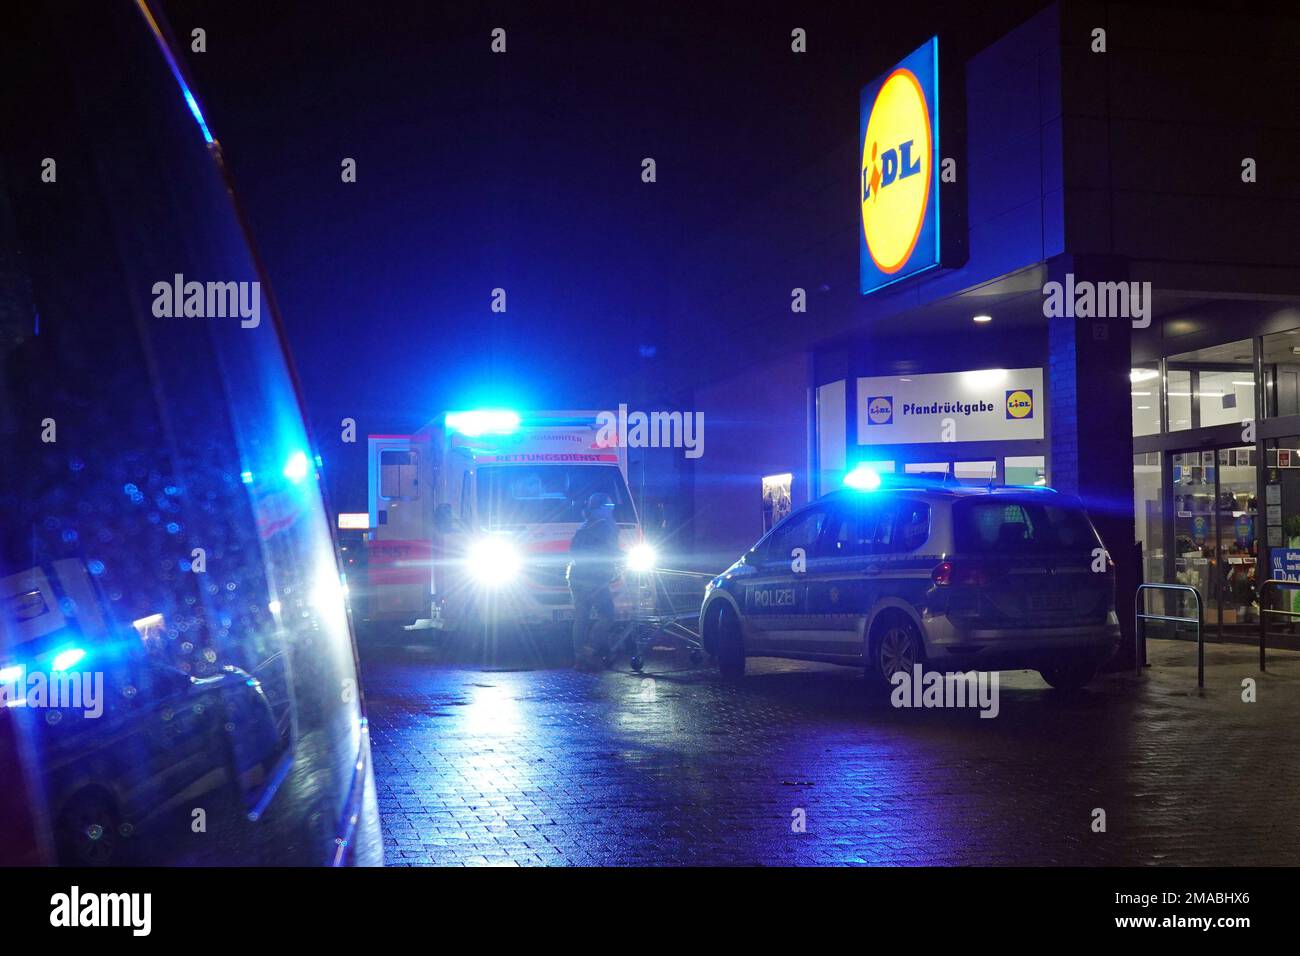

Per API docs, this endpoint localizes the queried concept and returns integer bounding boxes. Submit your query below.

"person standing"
[566,492,621,670]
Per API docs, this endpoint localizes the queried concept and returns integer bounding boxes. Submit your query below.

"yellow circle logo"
[860,69,932,275]
[1006,390,1034,420]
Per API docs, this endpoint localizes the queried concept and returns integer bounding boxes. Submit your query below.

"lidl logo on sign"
[1005,390,1034,420]
[859,37,940,295]
[866,396,894,425]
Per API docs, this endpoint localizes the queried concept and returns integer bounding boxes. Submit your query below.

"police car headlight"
[626,542,657,574]
[467,537,521,587]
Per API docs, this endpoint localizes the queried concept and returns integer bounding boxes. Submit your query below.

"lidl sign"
[859,37,940,294]
[857,368,1044,445]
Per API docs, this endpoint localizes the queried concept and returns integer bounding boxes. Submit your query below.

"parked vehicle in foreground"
[699,471,1121,690]
[0,1,379,864]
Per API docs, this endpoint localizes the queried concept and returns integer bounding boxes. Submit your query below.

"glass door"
[1171,450,1219,628]
[1170,446,1259,637]
[1216,446,1259,634]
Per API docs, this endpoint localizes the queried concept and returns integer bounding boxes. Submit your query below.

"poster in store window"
[761,473,793,533]
[1191,514,1210,547]
[1235,514,1254,547]
[1269,549,1300,614]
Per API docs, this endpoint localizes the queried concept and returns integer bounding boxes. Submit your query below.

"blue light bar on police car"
[843,464,882,491]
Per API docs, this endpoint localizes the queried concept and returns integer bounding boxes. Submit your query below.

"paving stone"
[361,637,1300,865]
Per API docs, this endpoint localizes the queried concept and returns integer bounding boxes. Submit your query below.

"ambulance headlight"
[467,537,521,587]
[626,542,657,574]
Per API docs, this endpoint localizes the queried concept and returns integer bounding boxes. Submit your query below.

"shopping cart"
[614,567,715,672]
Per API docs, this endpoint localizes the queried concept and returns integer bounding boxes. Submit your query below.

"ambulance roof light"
[445,410,521,437]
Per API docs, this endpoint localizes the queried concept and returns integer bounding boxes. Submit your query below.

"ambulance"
[364,410,652,632]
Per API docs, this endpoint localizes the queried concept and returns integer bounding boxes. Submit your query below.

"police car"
[699,468,1121,691]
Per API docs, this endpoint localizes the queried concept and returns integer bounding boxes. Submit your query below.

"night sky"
[161,1,1050,435]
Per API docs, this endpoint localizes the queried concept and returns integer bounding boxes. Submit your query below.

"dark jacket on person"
[566,512,621,590]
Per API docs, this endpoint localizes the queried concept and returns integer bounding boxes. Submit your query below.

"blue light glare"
[282,451,310,483]
[445,410,521,437]
[183,89,214,144]
[843,464,882,491]
[240,470,254,484]
[136,0,216,146]
[51,648,86,672]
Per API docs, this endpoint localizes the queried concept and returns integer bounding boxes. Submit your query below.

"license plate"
[1028,592,1071,611]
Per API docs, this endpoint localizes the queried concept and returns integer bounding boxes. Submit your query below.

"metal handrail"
[1135,583,1204,688]
[1257,578,1300,673]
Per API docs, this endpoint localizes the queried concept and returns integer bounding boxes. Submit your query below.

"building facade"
[670,1,1300,653]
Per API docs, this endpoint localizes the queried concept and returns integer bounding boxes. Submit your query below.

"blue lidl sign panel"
[859,37,940,295]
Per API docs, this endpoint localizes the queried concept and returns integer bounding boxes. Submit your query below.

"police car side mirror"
[742,549,762,567]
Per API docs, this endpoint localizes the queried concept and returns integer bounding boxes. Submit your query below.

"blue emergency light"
[282,451,310,483]
[445,410,521,437]
[51,647,86,672]
[843,464,882,491]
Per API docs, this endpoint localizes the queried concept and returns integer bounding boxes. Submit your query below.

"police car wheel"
[870,621,921,686]
[715,606,745,681]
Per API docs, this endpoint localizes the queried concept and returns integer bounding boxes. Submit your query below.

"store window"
[817,380,846,494]
[1130,365,1160,436]
[761,473,793,533]
[1004,455,1045,487]
[953,461,995,486]
[905,462,948,475]
[1262,329,1300,418]
[1262,439,1300,632]
[1134,452,1164,583]
[1166,340,1257,432]
[1171,447,1258,632]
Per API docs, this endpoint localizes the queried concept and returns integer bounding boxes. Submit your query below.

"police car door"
[740,505,827,651]
[796,499,888,656]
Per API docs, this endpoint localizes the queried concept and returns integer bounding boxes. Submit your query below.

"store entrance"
[1170,445,1259,638]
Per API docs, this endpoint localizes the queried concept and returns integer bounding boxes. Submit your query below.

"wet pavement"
[360,633,1300,866]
